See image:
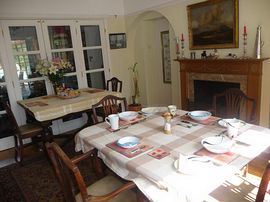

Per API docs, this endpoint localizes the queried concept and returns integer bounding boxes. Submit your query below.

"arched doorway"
[129,11,179,107]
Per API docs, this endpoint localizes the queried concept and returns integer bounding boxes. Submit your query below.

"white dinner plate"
[201,136,234,154]
[218,119,246,128]
[116,136,140,149]
[174,155,213,175]
[118,111,138,121]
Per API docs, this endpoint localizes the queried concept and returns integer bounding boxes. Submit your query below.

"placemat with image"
[180,114,219,125]
[194,148,239,164]
[25,101,48,107]
[106,115,146,132]
[106,142,153,158]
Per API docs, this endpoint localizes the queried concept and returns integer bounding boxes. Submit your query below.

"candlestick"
[176,37,180,59]
[180,36,185,58]
[241,32,248,59]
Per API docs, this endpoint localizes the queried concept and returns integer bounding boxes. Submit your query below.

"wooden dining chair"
[2,102,45,164]
[106,77,122,92]
[205,161,270,202]
[46,142,137,202]
[92,95,127,124]
[212,88,256,123]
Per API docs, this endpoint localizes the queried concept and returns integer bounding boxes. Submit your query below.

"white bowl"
[188,111,211,121]
[201,136,233,154]
[118,111,138,121]
[116,136,140,148]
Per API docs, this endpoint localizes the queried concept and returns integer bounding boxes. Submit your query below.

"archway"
[127,11,179,107]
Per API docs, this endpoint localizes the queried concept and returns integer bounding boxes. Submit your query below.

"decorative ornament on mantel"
[255,25,264,59]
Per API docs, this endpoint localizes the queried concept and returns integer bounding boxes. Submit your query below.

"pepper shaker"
[163,112,172,134]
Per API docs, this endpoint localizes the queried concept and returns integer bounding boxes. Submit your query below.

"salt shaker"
[163,112,172,134]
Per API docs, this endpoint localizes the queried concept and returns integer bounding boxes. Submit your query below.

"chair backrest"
[106,77,122,92]
[46,142,90,202]
[2,102,20,133]
[92,95,127,124]
[212,88,256,123]
[256,160,270,202]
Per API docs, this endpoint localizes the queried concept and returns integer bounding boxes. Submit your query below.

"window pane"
[48,26,72,49]
[86,71,105,89]
[21,80,47,99]
[0,62,4,82]
[52,51,76,72]
[80,25,101,47]
[83,49,103,70]
[63,75,78,89]
[9,26,39,52]
[15,54,41,80]
[0,86,9,107]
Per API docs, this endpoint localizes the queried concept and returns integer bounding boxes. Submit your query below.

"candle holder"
[180,39,185,58]
[242,33,247,58]
[176,37,181,59]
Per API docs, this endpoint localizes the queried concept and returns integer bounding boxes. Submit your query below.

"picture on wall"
[161,31,171,83]
[109,33,127,49]
[187,0,239,50]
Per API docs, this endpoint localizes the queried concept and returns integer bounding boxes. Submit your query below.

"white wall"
[0,0,125,18]
[123,0,184,15]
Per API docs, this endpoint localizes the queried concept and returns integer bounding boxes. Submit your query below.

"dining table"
[17,88,122,139]
[75,109,270,202]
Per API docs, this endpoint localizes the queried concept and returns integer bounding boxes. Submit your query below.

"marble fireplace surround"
[176,58,268,123]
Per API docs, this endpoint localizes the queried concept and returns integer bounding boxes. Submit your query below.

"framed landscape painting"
[187,0,239,50]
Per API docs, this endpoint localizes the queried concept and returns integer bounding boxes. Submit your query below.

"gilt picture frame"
[161,31,171,83]
[187,0,239,50]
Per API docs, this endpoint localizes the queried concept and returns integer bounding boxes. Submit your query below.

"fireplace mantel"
[176,58,269,123]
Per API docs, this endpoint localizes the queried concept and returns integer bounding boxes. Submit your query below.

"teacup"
[105,114,119,130]
[226,119,241,138]
[168,105,177,116]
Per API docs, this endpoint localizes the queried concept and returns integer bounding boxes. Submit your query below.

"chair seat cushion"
[19,123,43,138]
[75,175,136,202]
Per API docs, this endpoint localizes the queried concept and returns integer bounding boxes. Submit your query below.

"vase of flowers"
[35,58,73,94]
[128,62,142,111]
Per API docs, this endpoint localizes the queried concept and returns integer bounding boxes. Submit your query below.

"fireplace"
[176,58,268,124]
[188,80,240,110]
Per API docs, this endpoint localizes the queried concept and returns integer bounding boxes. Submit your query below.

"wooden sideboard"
[176,58,269,123]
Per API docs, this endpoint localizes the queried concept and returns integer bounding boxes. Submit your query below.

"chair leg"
[16,138,24,165]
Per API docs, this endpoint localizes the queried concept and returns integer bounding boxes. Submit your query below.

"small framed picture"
[109,33,127,49]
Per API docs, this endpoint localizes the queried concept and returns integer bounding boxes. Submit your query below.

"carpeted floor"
[0,141,98,202]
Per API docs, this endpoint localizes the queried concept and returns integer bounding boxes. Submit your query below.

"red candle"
[181,33,184,41]
[244,26,247,34]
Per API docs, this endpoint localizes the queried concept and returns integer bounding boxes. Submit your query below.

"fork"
[202,136,224,145]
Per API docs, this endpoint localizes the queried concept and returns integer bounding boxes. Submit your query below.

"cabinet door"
[76,20,109,89]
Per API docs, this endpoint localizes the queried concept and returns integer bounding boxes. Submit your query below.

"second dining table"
[75,109,270,202]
